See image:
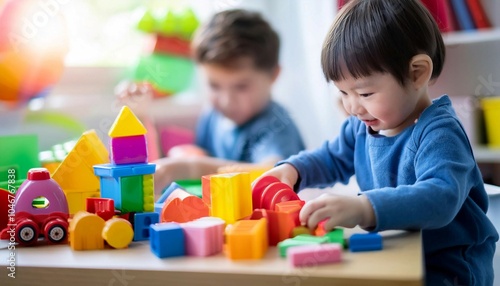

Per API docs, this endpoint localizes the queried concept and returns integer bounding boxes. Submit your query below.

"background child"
[257,0,498,284]
[153,9,305,194]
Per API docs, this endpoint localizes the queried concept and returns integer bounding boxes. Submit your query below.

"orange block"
[201,174,214,207]
[226,218,268,259]
[275,200,305,226]
[161,189,209,223]
[251,209,295,246]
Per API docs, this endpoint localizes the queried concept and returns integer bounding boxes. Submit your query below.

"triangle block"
[108,106,147,138]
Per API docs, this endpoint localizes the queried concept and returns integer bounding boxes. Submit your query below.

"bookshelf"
[443,28,500,46]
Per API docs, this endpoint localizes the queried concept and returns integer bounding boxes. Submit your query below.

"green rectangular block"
[278,237,326,258]
[294,234,329,243]
[0,134,39,182]
[121,175,144,213]
[324,228,345,247]
[176,179,202,198]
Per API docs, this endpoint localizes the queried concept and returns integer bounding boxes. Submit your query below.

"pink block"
[110,135,148,165]
[287,243,342,267]
[181,217,225,257]
[160,126,194,155]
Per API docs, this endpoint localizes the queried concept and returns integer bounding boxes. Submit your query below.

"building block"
[291,226,313,237]
[150,223,185,258]
[108,106,147,138]
[110,135,148,165]
[64,190,101,216]
[155,182,182,213]
[260,182,300,210]
[154,35,191,57]
[0,188,12,231]
[278,235,329,258]
[122,175,144,212]
[176,179,202,198]
[325,228,345,247]
[210,172,252,224]
[288,243,342,267]
[93,163,156,178]
[143,174,154,212]
[181,217,225,256]
[226,218,268,260]
[0,134,39,183]
[133,212,159,241]
[86,198,115,221]
[251,209,295,246]
[275,200,305,226]
[52,130,109,215]
[102,218,134,249]
[161,189,208,223]
[69,211,105,250]
[252,176,280,209]
[349,233,383,252]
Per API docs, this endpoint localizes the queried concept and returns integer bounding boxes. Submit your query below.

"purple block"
[110,135,148,165]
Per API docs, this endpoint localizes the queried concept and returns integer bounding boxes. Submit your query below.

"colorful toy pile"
[133,8,199,97]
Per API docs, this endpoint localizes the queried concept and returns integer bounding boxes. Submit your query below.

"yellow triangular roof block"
[108,106,147,138]
[52,130,109,191]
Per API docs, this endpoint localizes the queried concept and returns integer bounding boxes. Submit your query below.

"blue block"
[133,212,159,241]
[94,163,156,178]
[156,182,184,204]
[154,203,163,214]
[349,233,383,252]
[150,223,185,258]
[98,175,144,213]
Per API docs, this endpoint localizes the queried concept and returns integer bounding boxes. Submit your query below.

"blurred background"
[0,0,500,184]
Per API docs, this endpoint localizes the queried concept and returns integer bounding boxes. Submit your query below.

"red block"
[86,198,115,221]
[110,135,148,165]
[153,36,191,57]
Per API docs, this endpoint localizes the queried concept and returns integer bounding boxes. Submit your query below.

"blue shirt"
[282,96,498,285]
[196,100,305,163]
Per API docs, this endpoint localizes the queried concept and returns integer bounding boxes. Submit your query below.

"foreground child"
[257,0,498,284]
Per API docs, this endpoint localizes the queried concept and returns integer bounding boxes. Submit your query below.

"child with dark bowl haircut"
[256,0,498,284]
[154,9,305,194]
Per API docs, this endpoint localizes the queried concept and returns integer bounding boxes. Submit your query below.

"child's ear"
[409,54,433,90]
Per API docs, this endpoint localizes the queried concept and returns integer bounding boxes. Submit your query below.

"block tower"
[93,106,155,213]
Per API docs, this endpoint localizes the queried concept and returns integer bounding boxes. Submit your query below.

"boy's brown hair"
[321,0,445,85]
[192,9,280,71]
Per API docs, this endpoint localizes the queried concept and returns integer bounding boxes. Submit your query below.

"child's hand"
[152,157,188,196]
[253,163,299,189]
[300,194,375,231]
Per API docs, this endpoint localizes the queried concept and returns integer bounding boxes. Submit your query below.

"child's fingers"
[299,199,326,227]
[305,207,331,230]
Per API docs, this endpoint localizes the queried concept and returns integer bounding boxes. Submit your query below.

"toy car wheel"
[16,219,39,245]
[44,219,68,244]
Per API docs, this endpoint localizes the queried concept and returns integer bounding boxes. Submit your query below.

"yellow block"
[108,106,147,138]
[143,174,154,212]
[102,218,134,249]
[64,190,100,215]
[210,172,252,224]
[226,218,268,259]
[69,211,105,251]
[52,130,109,192]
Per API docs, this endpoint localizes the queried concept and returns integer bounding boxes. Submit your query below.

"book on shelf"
[466,0,492,29]
[336,0,492,33]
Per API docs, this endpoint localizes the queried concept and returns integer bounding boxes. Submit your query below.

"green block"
[294,234,329,244]
[0,135,40,182]
[176,179,202,198]
[278,238,323,258]
[121,175,144,213]
[324,228,345,247]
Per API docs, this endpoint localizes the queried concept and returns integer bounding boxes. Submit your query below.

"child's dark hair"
[321,0,445,85]
[192,9,279,71]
